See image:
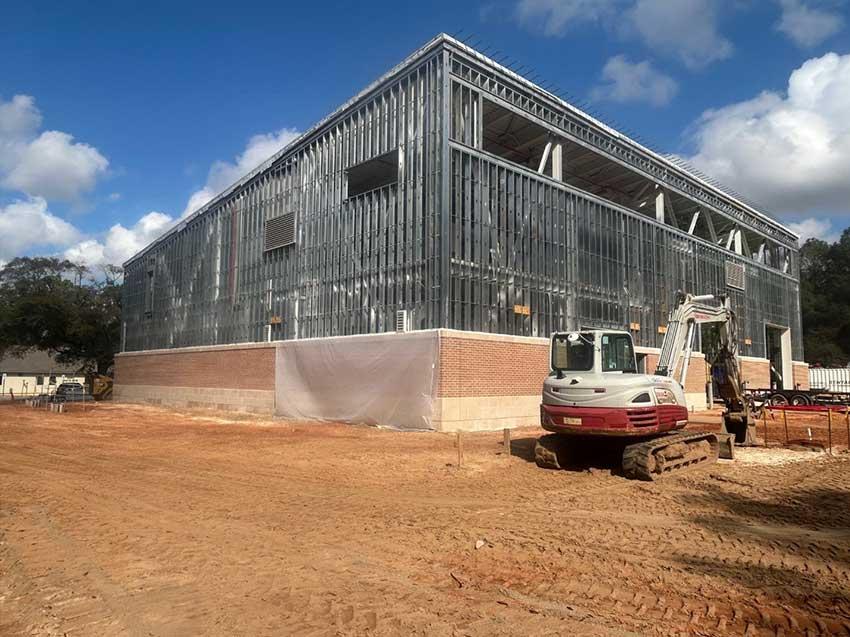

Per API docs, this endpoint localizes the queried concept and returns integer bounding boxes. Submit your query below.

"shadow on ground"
[510,435,627,475]
[674,478,850,620]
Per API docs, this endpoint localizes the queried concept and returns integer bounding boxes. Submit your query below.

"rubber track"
[622,431,718,481]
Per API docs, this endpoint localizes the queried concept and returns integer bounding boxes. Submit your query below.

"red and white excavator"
[535,292,755,480]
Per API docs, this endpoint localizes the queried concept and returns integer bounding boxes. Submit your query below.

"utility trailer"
[747,387,850,408]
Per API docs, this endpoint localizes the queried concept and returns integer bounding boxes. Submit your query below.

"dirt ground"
[1,403,849,636]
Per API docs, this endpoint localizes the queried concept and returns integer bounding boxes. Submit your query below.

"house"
[0,350,87,399]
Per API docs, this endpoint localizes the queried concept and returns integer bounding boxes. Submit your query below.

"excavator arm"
[655,292,755,444]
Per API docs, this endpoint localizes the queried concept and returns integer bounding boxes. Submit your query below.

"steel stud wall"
[123,35,803,361]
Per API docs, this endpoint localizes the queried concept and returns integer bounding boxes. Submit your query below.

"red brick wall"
[438,336,549,398]
[793,362,810,390]
[115,346,275,391]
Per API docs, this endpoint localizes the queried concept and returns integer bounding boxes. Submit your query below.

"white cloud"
[787,217,841,243]
[0,95,109,202]
[183,127,301,217]
[3,123,301,268]
[3,131,109,201]
[512,0,732,69]
[626,0,733,70]
[0,95,41,139]
[62,125,303,269]
[0,196,80,262]
[591,55,678,105]
[64,211,175,268]
[687,52,850,217]
[514,0,622,36]
[776,0,844,48]
[181,187,215,219]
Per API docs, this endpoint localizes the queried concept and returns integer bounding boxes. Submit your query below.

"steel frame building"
[122,34,803,368]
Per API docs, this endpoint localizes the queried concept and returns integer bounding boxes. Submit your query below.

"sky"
[1,0,849,268]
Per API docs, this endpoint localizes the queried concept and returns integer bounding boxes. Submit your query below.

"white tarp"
[275,330,439,430]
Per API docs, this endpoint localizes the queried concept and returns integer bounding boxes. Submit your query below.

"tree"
[0,258,122,375]
[799,228,850,367]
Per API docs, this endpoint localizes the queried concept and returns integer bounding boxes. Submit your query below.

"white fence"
[809,368,850,393]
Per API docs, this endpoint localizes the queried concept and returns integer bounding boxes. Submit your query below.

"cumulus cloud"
[0,95,41,138]
[626,0,733,70]
[183,127,301,217]
[0,196,80,262]
[0,95,109,202]
[776,0,844,48]
[514,0,621,36]
[787,217,841,243]
[686,52,850,217]
[61,125,302,268]
[513,0,732,69]
[64,211,175,267]
[591,55,678,106]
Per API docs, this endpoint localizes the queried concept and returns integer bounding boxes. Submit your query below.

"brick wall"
[793,362,810,390]
[115,345,275,391]
[438,334,549,398]
[683,357,708,395]
[741,359,770,389]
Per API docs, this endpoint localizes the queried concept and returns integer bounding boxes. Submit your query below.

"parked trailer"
[809,368,850,393]
[747,387,850,407]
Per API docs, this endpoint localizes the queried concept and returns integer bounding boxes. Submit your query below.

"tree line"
[1,228,849,375]
[799,228,850,367]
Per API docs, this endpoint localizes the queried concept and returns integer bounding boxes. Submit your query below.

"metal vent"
[264,212,296,251]
[395,310,409,333]
[725,261,745,290]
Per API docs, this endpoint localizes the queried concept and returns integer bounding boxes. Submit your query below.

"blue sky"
[1,0,849,266]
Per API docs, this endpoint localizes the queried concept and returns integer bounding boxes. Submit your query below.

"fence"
[762,404,850,454]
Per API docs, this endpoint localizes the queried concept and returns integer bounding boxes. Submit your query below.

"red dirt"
[1,402,849,636]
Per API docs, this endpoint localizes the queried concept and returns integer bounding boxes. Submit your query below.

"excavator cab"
[550,331,637,378]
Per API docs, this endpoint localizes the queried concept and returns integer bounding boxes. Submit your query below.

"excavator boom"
[654,292,755,444]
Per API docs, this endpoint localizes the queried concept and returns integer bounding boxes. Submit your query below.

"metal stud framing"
[122,35,803,361]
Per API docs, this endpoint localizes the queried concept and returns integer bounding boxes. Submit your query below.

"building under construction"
[116,34,808,430]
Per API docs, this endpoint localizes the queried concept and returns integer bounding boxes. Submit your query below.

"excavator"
[535,292,756,480]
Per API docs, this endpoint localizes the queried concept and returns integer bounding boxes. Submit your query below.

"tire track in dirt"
[2,403,849,636]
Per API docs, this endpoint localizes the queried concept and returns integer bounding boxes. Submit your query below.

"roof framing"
[125,33,798,267]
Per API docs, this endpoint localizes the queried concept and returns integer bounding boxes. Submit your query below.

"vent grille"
[395,310,409,333]
[264,212,296,251]
[725,261,745,290]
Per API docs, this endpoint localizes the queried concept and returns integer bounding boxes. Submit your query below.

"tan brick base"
[433,395,540,432]
[115,384,275,413]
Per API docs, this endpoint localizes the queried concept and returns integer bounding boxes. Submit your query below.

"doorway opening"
[766,325,792,390]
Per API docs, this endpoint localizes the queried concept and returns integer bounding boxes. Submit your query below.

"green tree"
[0,258,122,375]
[799,229,850,367]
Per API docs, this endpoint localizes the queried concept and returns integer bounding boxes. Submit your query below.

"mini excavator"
[535,292,755,480]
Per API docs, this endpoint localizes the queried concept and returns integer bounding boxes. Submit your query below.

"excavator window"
[601,334,637,373]
[552,333,594,372]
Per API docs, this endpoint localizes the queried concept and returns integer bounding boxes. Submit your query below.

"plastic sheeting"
[275,330,440,430]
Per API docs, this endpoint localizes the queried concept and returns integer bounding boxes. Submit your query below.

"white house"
[0,350,87,399]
